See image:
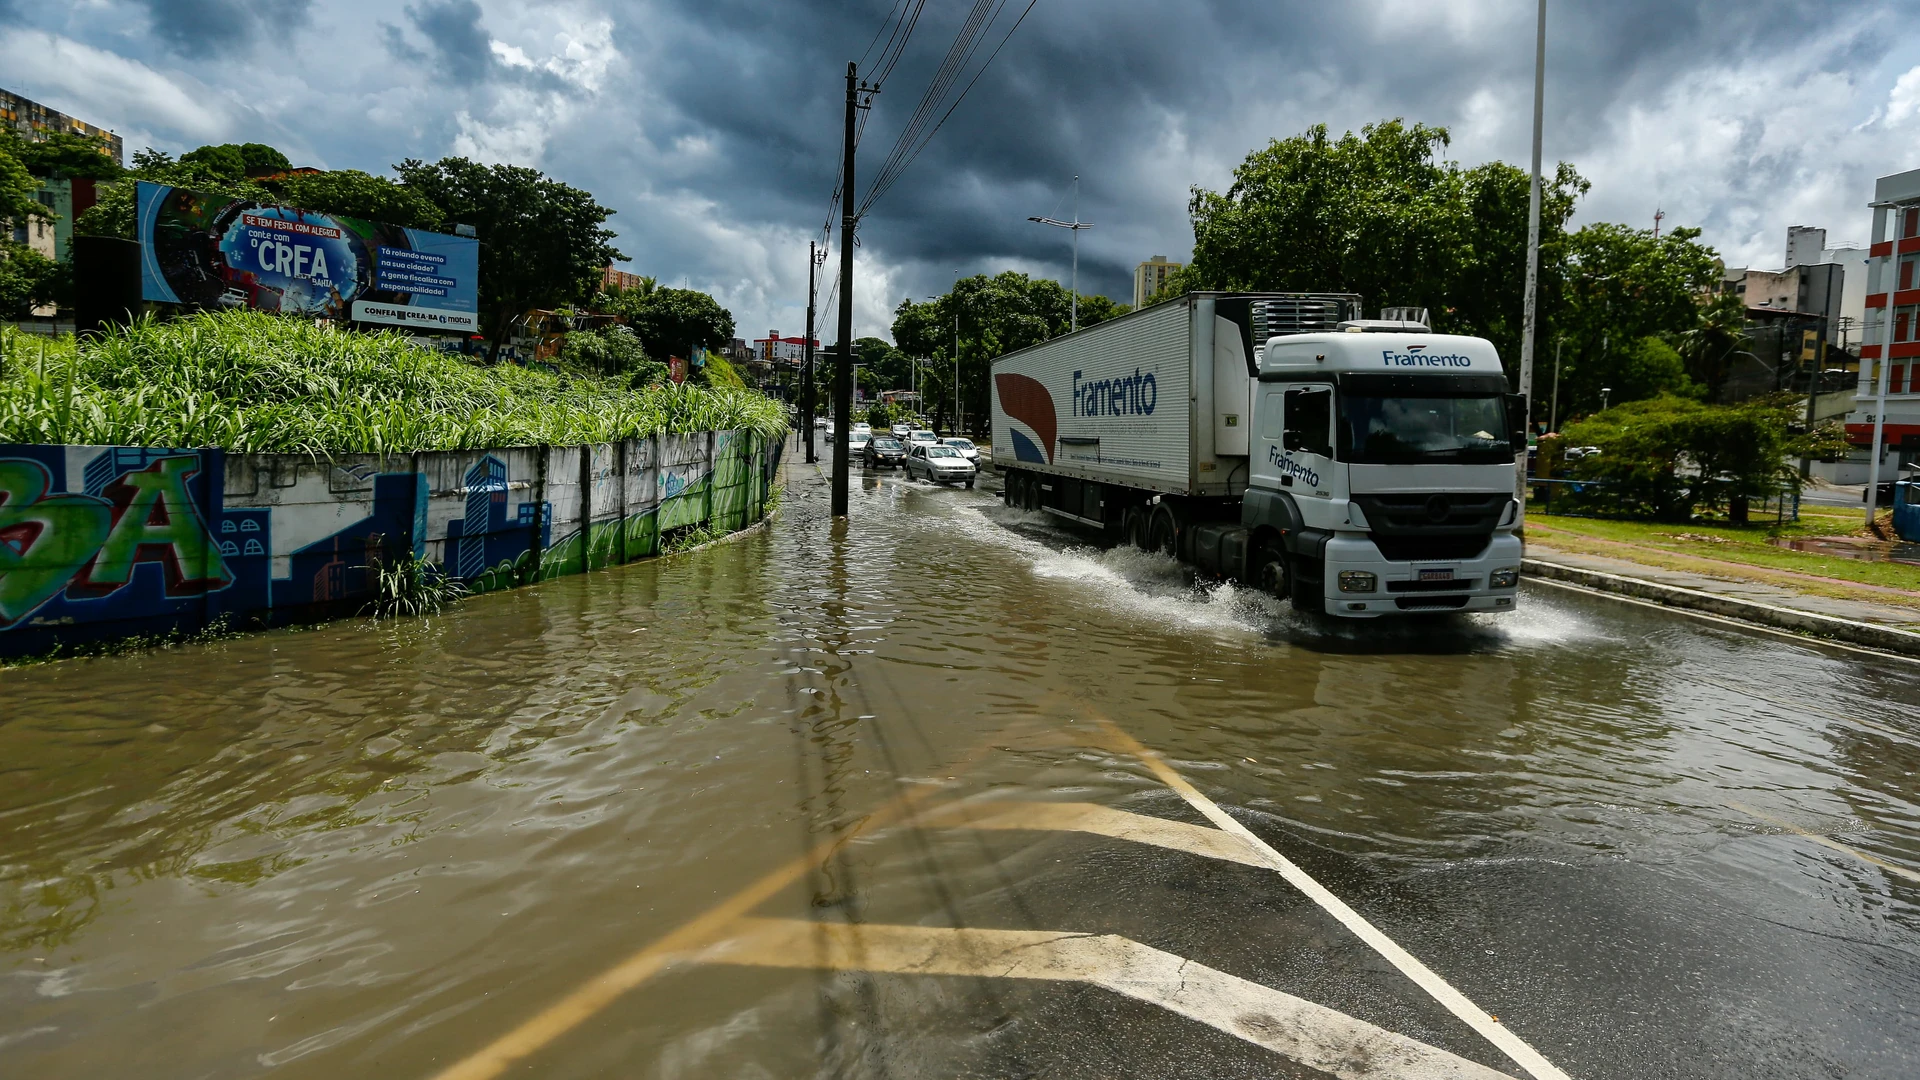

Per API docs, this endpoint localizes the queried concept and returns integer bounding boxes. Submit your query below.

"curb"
[1522,557,1920,659]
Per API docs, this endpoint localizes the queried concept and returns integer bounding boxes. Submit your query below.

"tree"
[1677,292,1751,402]
[894,270,1128,435]
[75,148,271,240]
[266,169,444,230]
[556,324,665,387]
[1559,393,1846,522]
[0,136,46,230]
[394,157,625,355]
[600,285,734,364]
[854,336,912,393]
[179,142,291,179]
[1,130,123,181]
[0,244,69,317]
[1184,120,1587,385]
[1553,223,1721,414]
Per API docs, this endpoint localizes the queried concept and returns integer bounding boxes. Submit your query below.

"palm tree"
[1678,292,1749,402]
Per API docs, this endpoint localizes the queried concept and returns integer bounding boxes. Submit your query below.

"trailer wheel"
[1122,505,1148,550]
[1146,504,1179,557]
[1024,476,1043,512]
[1007,472,1026,507]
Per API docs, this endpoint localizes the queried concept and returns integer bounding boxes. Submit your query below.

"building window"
[1897,306,1919,343]
[1906,208,1920,239]
[1894,365,1907,394]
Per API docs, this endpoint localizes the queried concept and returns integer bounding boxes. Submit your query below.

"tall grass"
[0,311,788,454]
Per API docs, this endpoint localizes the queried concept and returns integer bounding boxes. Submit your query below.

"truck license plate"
[1418,569,1455,582]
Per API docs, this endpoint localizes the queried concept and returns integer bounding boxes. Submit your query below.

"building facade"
[1846,168,1920,481]
[753,331,816,366]
[1132,256,1182,308]
[1,88,123,165]
[601,265,650,293]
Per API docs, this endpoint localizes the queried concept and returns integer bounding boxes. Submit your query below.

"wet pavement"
[3,441,1919,1079]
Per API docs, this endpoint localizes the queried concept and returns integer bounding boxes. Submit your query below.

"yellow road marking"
[1093,719,1575,1080]
[1727,801,1920,884]
[705,918,1519,1080]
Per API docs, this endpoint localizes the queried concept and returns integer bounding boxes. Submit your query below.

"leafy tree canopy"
[1555,393,1848,521]
[268,169,444,231]
[1549,223,1722,416]
[75,148,271,239]
[597,284,734,363]
[0,130,123,181]
[0,244,69,318]
[179,142,292,179]
[893,270,1128,436]
[557,324,666,388]
[394,156,625,350]
[0,140,43,229]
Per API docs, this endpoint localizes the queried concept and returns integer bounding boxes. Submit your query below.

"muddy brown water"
[4,450,1918,1078]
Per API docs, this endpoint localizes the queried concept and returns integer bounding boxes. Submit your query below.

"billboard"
[136,181,480,332]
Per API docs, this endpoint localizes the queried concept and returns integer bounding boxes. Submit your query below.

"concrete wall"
[0,431,780,659]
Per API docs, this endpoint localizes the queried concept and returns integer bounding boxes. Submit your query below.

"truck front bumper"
[1312,532,1524,618]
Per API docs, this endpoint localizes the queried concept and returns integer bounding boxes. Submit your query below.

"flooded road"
[4,442,1919,1079]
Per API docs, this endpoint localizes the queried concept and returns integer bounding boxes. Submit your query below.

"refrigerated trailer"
[990,293,1528,617]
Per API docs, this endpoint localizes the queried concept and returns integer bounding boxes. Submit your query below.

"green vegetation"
[893,271,1130,435]
[1179,119,1727,420]
[1545,394,1847,522]
[368,554,469,619]
[1526,510,1920,603]
[0,311,788,455]
[594,278,737,364]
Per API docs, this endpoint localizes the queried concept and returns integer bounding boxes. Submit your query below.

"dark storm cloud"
[389,0,495,87]
[128,0,313,57]
[562,0,1872,313]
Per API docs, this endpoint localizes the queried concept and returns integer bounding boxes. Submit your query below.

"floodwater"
[4,441,1919,1079]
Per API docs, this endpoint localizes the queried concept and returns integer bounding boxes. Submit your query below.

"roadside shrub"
[368,554,468,619]
[0,310,788,453]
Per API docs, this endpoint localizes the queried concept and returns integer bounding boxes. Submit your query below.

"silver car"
[906,443,976,487]
[940,437,979,463]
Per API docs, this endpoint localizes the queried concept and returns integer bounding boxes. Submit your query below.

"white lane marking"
[1098,721,1575,1080]
[1727,801,1920,884]
[922,799,1269,868]
[705,918,1519,1080]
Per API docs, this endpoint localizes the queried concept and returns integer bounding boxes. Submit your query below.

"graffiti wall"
[0,432,780,659]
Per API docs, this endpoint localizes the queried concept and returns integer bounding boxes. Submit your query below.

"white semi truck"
[990,293,1527,617]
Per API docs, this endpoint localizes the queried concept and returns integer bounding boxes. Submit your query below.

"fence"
[0,431,781,660]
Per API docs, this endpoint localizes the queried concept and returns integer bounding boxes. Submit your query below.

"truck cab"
[1243,331,1525,616]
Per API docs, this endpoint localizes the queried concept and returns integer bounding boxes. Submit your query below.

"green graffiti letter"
[0,459,113,628]
[74,456,231,595]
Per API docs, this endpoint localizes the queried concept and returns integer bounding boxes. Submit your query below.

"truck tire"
[1253,537,1290,599]
[1147,504,1178,556]
[1122,505,1148,550]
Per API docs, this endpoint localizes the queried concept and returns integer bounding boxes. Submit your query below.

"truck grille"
[1394,595,1470,610]
[1368,533,1493,561]
[1387,577,1481,593]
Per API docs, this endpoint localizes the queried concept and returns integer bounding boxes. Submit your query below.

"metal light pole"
[1029,176,1094,333]
[1549,337,1563,433]
[1518,0,1547,407]
[1867,199,1904,529]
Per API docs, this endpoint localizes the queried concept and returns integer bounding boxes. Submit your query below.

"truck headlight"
[1338,570,1377,593]
[1491,567,1519,588]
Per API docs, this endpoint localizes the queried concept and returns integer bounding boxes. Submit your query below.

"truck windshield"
[1338,394,1512,464]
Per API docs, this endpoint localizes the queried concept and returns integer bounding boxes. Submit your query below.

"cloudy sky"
[5,0,1917,342]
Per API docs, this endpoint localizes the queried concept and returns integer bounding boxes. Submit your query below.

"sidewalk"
[1524,541,1920,658]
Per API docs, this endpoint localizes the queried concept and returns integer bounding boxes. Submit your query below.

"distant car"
[852,422,872,435]
[814,416,829,429]
[849,431,872,453]
[906,443,976,487]
[864,435,908,469]
[940,437,979,463]
[891,423,912,438]
[1564,445,1603,462]
[907,429,938,447]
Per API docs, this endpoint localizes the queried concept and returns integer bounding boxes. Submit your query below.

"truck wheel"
[1146,505,1178,556]
[1254,539,1290,599]
[1122,505,1147,550]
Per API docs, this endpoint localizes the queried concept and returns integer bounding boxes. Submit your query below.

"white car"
[940,437,979,463]
[891,423,912,438]
[849,431,872,452]
[852,422,872,435]
[906,443,976,487]
[814,417,829,429]
[907,429,938,447]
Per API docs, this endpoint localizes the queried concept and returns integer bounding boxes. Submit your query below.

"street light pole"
[1549,337,1563,433]
[1029,176,1094,334]
[1519,0,1547,409]
[1867,199,1905,530]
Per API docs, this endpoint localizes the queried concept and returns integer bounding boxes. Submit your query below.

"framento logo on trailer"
[995,373,1056,464]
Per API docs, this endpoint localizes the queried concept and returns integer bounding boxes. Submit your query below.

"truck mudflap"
[1314,532,1524,618]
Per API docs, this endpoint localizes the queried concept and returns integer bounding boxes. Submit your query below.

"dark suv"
[864,435,908,469]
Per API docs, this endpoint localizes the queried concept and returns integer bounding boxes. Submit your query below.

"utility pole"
[1549,337,1563,434]
[1518,0,1547,411]
[1029,177,1094,333]
[803,241,820,464]
[830,62,864,518]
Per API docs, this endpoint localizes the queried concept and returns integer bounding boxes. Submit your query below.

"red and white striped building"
[753,331,817,366]
[1848,168,1920,480]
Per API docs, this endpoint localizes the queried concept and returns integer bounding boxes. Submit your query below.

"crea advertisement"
[136,181,480,331]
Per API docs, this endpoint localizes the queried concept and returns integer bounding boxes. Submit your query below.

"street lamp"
[1028,175,1093,332]
[1600,386,1612,412]
[1865,198,1908,529]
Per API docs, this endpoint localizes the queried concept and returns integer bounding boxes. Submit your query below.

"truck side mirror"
[1506,393,1528,451]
